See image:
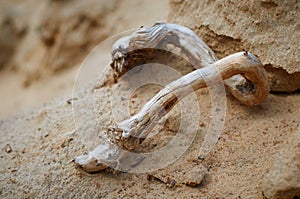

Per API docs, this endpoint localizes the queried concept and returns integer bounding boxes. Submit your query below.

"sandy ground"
[0,66,77,120]
[1,72,299,197]
[0,0,299,198]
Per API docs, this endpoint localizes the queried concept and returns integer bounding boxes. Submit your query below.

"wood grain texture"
[75,53,269,173]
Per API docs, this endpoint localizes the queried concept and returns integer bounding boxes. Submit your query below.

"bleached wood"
[110,23,266,106]
[75,51,270,173]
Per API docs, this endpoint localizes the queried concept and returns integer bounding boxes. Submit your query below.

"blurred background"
[0,0,169,119]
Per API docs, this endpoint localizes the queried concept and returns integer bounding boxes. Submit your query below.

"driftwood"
[75,23,270,173]
[111,23,267,106]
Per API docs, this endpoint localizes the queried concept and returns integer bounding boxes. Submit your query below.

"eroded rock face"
[168,0,300,92]
[0,0,169,86]
[4,0,118,86]
[263,131,300,199]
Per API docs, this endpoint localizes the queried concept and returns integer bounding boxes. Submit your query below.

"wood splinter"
[75,23,270,173]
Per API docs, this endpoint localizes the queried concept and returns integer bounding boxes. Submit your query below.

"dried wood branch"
[75,23,270,173]
[111,23,267,106]
[75,51,269,173]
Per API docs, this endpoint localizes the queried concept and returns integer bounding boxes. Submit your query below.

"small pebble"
[198,154,205,160]
[5,144,12,153]
[199,121,205,127]
[67,98,78,105]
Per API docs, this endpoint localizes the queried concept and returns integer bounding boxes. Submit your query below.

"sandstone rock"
[0,1,27,69]
[1,0,169,86]
[168,0,300,92]
[263,131,300,199]
[9,0,118,85]
[0,19,16,69]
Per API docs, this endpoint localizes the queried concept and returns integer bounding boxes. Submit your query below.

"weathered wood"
[75,51,269,173]
[110,23,267,106]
